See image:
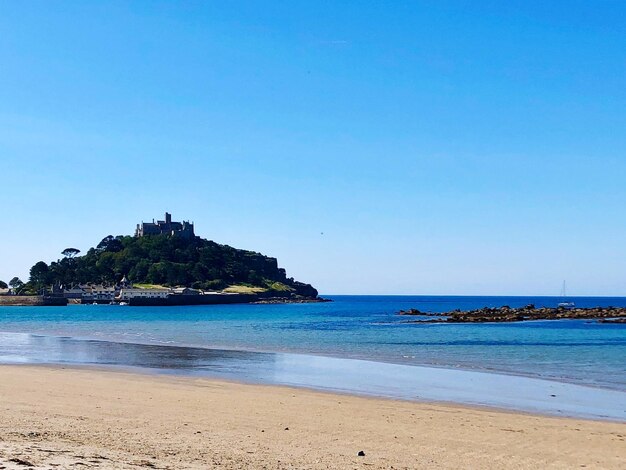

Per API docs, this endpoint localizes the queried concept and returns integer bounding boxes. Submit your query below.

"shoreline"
[4,326,619,391]
[0,331,624,422]
[1,327,624,392]
[1,364,624,469]
[15,361,626,423]
[0,295,329,307]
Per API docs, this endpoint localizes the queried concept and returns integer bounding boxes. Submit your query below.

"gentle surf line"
[0,331,624,422]
[3,327,624,391]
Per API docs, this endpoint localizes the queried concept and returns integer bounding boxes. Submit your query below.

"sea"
[1,295,625,420]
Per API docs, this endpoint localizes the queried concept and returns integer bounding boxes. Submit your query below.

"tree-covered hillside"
[27,234,318,297]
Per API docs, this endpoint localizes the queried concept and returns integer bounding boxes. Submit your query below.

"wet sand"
[0,365,624,469]
[1,333,624,421]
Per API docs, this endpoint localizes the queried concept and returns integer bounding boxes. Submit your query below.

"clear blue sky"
[1,1,625,295]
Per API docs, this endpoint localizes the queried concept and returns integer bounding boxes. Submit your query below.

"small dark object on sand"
[9,458,35,467]
[358,451,366,457]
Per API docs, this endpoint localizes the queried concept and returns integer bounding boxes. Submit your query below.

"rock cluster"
[253,296,331,305]
[398,304,626,323]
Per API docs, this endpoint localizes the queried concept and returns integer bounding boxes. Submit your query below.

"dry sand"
[0,365,624,469]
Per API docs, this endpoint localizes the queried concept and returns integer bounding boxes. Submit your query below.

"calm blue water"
[0,295,625,390]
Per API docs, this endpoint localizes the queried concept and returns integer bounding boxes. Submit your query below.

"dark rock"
[398,308,422,315]
[399,305,626,323]
[290,281,319,299]
[253,296,331,305]
[357,451,366,457]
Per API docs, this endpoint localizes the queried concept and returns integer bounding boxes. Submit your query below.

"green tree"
[9,277,25,294]
[0,280,7,289]
[96,236,123,253]
[62,247,81,258]
[29,261,51,289]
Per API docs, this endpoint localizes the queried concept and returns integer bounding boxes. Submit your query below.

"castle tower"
[136,212,193,238]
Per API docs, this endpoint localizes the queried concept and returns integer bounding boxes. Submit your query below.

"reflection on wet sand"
[0,332,624,421]
[2,332,277,379]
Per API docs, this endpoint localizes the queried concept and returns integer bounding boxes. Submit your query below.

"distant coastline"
[0,293,330,307]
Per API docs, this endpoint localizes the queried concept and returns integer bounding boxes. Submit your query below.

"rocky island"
[1,212,325,306]
[398,305,626,323]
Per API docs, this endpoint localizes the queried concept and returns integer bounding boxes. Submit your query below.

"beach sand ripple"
[0,365,624,469]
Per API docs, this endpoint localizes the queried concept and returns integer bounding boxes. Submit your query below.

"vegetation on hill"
[25,234,318,298]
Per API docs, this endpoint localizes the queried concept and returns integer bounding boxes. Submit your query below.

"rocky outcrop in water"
[253,296,332,304]
[398,304,626,323]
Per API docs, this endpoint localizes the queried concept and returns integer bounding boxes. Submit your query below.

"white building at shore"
[117,288,170,301]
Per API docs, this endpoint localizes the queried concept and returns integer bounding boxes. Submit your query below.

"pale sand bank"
[0,366,624,469]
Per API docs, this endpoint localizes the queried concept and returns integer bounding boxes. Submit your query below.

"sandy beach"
[0,365,623,469]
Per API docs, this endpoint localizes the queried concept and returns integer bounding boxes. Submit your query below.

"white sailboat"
[557,281,575,309]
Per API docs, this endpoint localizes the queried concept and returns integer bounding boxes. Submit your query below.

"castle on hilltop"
[135,212,195,238]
